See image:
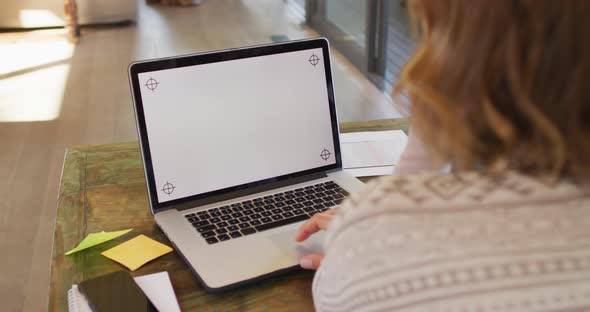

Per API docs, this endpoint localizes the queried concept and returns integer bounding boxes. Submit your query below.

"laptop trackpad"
[268,230,325,260]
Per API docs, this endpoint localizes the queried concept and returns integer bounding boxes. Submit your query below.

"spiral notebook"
[67,285,92,312]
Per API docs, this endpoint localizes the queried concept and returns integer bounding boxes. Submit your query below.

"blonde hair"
[395,0,590,178]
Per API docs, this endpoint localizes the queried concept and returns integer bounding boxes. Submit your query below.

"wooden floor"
[0,1,402,311]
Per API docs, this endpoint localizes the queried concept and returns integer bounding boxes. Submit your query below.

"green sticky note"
[65,229,132,255]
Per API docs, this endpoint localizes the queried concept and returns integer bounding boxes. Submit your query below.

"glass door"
[307,0,413,92]
[308,0,370,73]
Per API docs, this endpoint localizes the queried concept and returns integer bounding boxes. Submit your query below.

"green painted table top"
[49,118,409,311]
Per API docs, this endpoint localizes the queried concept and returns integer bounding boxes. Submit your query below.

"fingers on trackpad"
[267,230,325,259]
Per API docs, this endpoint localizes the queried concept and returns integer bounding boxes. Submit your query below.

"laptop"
[128,37,364,292]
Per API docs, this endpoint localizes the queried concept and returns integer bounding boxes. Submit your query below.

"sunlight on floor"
[19,9,65,28]
[0,30,74,122]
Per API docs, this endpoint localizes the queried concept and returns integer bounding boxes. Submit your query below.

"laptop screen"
[134,43,339,205]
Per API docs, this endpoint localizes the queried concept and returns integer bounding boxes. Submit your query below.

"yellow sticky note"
[65,229,132,255]
[101,235,173,271]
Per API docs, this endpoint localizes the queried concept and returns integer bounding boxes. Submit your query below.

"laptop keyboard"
[184,181,349,244]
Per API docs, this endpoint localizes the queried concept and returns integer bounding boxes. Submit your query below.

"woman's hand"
[295,207,339,270]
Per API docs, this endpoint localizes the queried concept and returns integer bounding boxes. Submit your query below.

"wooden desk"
[49,118,409,311]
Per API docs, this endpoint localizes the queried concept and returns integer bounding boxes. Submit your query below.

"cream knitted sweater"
[312,171,590,311]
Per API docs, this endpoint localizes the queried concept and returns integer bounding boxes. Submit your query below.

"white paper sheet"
[134,272,181,312]
[340,130,408,177]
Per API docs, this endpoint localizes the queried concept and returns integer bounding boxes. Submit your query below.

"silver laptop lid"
[128,38,342,214]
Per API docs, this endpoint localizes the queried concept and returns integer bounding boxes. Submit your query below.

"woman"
[296,0,590,310]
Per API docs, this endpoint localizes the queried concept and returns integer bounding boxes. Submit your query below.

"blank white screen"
[138,48,336,203]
